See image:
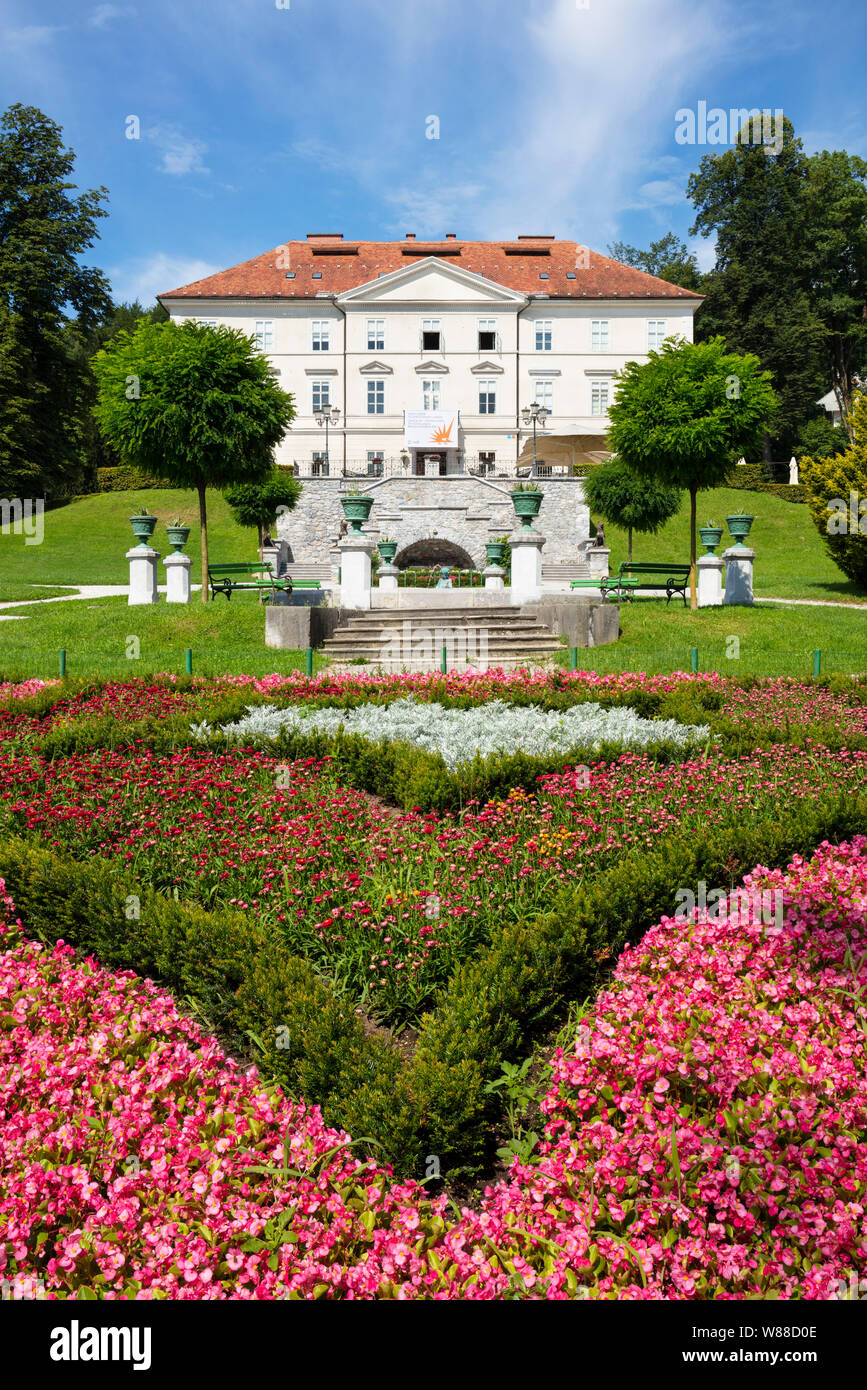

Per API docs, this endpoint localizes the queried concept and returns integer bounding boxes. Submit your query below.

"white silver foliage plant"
[192,698,710,770]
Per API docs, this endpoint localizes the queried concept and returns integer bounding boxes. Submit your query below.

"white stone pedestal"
[697,553,724,608]
[509,530,545,605]
[723,546,755,606]
[483,564,505,591]
[164,551,192,604]
[339,536,376,610]
[378,564,399,594]
[586,545,611,581]
[127,546,160,606]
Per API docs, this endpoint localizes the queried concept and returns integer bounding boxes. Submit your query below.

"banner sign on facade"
[404,411,460,449]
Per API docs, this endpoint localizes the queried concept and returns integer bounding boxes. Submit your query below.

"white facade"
[164,252,699,476]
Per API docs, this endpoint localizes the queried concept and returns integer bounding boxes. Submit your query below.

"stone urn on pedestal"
[340,493,375,535]
[127,507,160,605]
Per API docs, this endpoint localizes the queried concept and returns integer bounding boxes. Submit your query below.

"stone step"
[333,619,552,636]
[322,641,564,659]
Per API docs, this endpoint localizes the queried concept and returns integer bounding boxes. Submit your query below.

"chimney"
[405,233,416,240]
[445,233,457,240]
[306,233,343,241]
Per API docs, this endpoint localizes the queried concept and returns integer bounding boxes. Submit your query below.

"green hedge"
[5,782,866,1179]
[725,465,805,503]
[97,466,179,492]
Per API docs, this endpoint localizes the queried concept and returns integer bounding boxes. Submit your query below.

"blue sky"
[1,0,865,304]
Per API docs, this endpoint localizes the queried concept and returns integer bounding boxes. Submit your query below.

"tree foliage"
[224,471,303,557]
[0,103,112,496]
[92,320,296,599]
[582,456,682,561]
[608,233,703,292]
[800,391,867,587]
[607,336,777,606]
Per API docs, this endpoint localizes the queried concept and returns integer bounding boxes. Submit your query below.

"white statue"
[789,456,799,485]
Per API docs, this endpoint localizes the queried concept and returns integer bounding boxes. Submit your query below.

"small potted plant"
[165,515,191,553]
[511,481,544,528]
[340,485,375,534]
[725,509,755,542]
[377,535,398,564]
[129,505,158,547]
[485,539,506,565]
[699,519,724,553]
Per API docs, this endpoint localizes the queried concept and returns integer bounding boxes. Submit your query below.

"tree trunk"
[627,526,633,563]
[689,487,697,611]
[198,481,209,603]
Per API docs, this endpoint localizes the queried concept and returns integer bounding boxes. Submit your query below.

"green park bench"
[208,562,293,601]
[572,562,691,605]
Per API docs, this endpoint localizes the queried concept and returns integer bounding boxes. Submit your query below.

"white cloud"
[107,253,221,304]
[89,4,136,27]
[628,179,687,209]
[1,26,64,47]
[145,124,209,176]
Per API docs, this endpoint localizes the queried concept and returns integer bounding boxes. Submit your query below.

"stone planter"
[485,540,506,565]
[511,490,543,529]
[340,495,374,534]
[725,513,754,542]
[165,524,191,554]
[377,540,398,564]
[699,526,724,554]
[130,509,158,548]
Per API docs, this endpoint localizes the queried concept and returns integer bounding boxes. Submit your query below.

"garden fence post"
[305,648,314,678]
[569,647,578,672]
[59,649,66,679]
[813,649,821,678]
[185,649,193,676]
[690,647,699,674]
[441,644,448,675]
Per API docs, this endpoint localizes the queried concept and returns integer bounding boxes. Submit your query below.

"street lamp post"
[520,403,550,478]
[314,403,341,475]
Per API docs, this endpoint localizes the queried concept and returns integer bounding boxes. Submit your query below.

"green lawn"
[0,584,78,604]
[568,598,867,676]
[601,487,866,604]
[0,593,318,680]
[0,489,260,587]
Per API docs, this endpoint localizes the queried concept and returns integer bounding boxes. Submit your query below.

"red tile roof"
[158,237,702,302]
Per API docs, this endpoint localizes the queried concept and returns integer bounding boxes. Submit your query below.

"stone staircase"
[320,606,565,671]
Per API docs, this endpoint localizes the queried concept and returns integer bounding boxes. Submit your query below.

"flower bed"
[201,696,710,767]
[3,839,866,1299]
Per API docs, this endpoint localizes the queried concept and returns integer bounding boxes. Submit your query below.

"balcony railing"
[286,456,592,480]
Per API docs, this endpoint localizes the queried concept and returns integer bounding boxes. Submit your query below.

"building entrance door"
[413,451,447,476]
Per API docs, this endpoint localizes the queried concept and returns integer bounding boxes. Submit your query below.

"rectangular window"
[367,450,384,476]
[367,319,385,351]
[422,318,442,351]
[591,319,610,351]
[478,450,496,474]
[367,379,385,415]
[535,320,552,351]
[312,320,330,352]
[590,381,611,416]
[311,380,330,412]
[312,451,329,477]
[534,380,554,412]
[478,379,497,414]
[647,319,666,350]
[422,379,441,411]
[478,319,497,351]
[254,320,274,352]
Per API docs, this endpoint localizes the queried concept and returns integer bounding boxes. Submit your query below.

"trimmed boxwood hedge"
[3,781,865,1179]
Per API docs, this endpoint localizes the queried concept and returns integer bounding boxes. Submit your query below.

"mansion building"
[159,235,702,480]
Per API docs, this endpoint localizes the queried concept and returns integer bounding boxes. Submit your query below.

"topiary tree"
[92,320,295,600]
[800,390,867,587]
[607,336,777,607]
[223,470,302,560]
[582,456,682,562]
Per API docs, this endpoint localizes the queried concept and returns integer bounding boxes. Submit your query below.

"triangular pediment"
[359,359,394,374]
[337,256,527,306]
[470,360,505,375]
[414,360,450,374]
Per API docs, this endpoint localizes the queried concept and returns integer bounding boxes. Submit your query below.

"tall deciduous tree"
[687,116,825,456]
[0,104,112,496]
[607,336,777,608]
[802,150,867,441]
[800,390,867,588]
[582,457,682,562]
[92,321,296,600]
[608,233,703,292]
